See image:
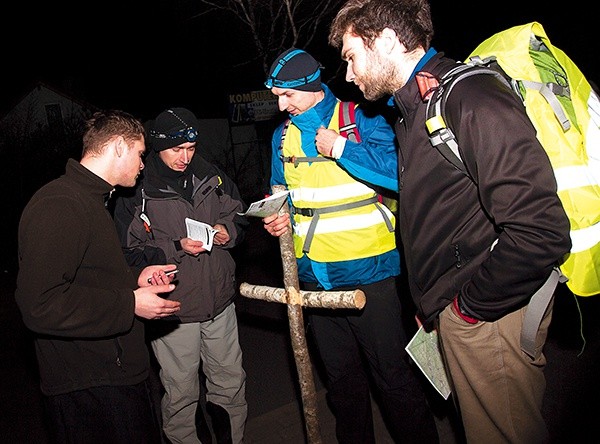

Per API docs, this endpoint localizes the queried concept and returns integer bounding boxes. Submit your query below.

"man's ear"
[113,136,127,157]
[378,27,399,54]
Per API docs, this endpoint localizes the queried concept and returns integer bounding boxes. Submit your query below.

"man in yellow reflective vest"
[262,47,438,444]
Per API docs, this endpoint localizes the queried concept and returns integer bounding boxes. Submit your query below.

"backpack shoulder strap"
[278,118,294,163]
[338,101,361,143]
[422,61,512,181]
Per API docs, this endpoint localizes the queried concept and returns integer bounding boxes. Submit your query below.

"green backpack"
[422,21,600,299]
[418,22,600,356]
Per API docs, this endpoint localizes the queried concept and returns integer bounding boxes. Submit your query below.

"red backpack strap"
[338,101,361,143]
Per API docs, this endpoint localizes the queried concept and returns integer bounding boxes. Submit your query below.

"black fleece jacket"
[393,52,571,325]
[16,159,149,396]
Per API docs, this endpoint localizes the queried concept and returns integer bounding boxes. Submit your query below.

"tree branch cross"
[240,184,365,444]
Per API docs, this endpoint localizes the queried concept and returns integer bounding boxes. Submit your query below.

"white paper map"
[405,326,452,400]
[185,218,219,251]
[238,190,290,218]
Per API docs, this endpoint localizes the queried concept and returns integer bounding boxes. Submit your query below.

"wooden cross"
[239,185,365,444]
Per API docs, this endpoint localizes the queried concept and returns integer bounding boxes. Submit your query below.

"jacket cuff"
[330,135,346,159]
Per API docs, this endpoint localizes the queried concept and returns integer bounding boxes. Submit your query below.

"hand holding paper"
[238,190,290,218]
[185,218,219,252]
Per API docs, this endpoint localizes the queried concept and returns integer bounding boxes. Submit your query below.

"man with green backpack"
[329,0,573,442]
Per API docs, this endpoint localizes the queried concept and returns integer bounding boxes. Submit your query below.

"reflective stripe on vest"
[282,102,396,262]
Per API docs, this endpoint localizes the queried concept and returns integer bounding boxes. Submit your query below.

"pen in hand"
[147,269,179,284]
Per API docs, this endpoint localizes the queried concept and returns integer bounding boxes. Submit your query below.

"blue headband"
[265,49,321,89]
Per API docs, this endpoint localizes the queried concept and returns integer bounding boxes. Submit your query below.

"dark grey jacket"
[113,152,248,323]
[393,51,571,326]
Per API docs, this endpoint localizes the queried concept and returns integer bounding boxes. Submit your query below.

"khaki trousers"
[438,299,553,444]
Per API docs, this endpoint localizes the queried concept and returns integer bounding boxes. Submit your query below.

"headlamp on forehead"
[265,48,322,90]
[265,70,321,89]
[149,126,198,143]
[149,109,198,143]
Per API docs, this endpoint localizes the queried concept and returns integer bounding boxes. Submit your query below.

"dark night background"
[0,1,597,121]
[1,3,600,442]
[0,1,598,273]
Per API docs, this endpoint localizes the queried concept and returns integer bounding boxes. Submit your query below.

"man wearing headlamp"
[263,48,438,444]
[113,107,249,444]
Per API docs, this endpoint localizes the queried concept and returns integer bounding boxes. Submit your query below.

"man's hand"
[315,127,342,157]
[180,237,207,256]
[263,212,290,237]
[139,264,179,286]
[213,223,230,246]
[134,285,181,320]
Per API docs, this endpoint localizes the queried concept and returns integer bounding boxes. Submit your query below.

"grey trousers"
[438,299,553,444]
[152,303,247,444]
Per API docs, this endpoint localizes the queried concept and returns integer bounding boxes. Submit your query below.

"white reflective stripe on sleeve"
[294,208,393,237]
[290,182,374,203]
[570,222,600,253]
[331,135,346,159]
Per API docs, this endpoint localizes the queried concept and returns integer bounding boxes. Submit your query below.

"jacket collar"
[65,158,114,204]
[393,52,456,118]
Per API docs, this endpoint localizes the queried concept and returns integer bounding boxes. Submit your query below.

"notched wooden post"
[239,185,365,444]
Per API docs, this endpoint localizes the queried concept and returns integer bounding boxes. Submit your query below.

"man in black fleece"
[15,109,181,444]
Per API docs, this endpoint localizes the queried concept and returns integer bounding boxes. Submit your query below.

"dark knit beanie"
[147,107,200,152]
[264,48,322,92]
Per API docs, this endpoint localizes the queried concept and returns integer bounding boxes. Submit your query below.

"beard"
[360,50,398,101]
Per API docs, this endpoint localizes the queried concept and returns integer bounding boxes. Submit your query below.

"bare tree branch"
[196,0,346,75]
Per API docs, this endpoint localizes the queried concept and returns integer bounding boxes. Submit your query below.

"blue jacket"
[269,84,400,289]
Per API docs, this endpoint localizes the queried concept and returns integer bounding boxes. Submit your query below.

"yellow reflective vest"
[282,102,396,263]
[469,22,600,296]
